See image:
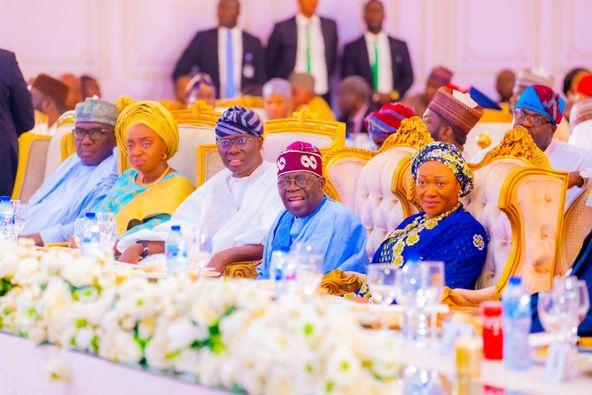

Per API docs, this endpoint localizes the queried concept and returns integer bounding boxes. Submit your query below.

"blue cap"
[171,225,181,232]
[0,196,10,202]
[85,212,96,219]
[509,276,522,285]
[469,87,502,110]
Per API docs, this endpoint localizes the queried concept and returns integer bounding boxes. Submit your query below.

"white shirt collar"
[219,25,241,34]
[364,30,386,41]
[296,13,320,25]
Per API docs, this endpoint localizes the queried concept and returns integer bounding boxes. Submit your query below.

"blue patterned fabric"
[258,197,369,279]
[411,142,474,197]
[91,169,179,238]
[215,105,263,139]
[372,206,488,290]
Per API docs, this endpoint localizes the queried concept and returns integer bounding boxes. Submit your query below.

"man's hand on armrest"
[119,241,165,264]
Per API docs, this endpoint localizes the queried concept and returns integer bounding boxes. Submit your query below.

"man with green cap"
[20,97,119,246]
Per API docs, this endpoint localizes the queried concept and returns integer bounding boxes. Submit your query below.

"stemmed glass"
[96,212,117,255]
[419,261,445,344]
[11,200,27,237]
[367,264,398,330]
[538,276,590,381]
[187,227,213,277]
[72,217,87,248]
[296,254,323,298]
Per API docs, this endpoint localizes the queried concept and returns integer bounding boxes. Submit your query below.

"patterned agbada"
[372,142,488,290]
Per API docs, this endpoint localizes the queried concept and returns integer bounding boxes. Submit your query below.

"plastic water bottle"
[270,251,298,299]
[502,276,532,370]
[0,196,15,240]
[80,213,100,257]
[166,225,187,275]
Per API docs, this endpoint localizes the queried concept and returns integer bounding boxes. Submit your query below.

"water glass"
[187,227,213,275]
[11,200,27,235]
[73,217,87,248]
[296,254,323,297]
[96,212,117,254]
[419,261,445,343]
[368,264,398,305]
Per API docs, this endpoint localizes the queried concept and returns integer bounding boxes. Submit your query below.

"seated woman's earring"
[162,154,167,160]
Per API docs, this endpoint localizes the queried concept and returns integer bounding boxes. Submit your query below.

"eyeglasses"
[277,175,317,189]
[514,109,552,127]
[73,127,113,142]
[216,136,252,152]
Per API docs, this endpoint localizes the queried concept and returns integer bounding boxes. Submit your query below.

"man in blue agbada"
[372,142,488,290]
[258,141,369,278]
[19,97,119,246]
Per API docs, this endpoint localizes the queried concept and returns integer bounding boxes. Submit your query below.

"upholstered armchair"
[444,126,568,309]
[43,110,75,180]
[323,147,375,211]
[11,133,51,203]
[354,116,434,258]
[558,189,592,273]
[464,121,512,161]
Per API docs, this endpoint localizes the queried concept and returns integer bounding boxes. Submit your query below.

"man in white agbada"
[472,84,592,208]
[117,106,284,273]
[569,98,592,151]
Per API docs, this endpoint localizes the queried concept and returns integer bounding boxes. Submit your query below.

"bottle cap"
[480,301,502,316]
[0,196,10,202]
[85,212,96,219]
[171,225,181,232]
[509,276,522,286]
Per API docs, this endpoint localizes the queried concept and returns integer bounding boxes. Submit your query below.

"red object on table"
[481,301,504,360]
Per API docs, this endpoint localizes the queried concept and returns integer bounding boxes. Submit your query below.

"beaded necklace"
[378,203,462,267]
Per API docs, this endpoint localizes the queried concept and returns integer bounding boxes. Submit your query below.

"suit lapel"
[288,17,298,70]
[211,28,220,89]
[359,37,372,83]
[320,18,331,71]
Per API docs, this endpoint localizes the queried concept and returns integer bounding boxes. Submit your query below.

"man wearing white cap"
[20,97,119,246]
[262,78,293,120]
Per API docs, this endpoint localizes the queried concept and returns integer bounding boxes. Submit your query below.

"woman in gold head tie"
[91,100,194,238]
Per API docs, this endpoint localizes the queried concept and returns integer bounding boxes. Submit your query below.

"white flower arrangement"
[0,240,401,394]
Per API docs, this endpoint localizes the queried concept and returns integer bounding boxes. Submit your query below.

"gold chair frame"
[215,95,264,109]
[445,126,568,309]
[11,132,51,201]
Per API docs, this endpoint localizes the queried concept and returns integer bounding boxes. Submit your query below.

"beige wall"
[1,0,590,101]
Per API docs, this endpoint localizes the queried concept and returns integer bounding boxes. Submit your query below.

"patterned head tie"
[215,105,263,139]
[410,142,474,197]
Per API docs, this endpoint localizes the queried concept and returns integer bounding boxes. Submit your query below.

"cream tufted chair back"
[464,122,512,161]
[263,108,346,163]
[353,117,434,258]
[465,126,567,295]
[169,124,216,184]
[44,111,75,181]
[323,147,375,211]
[558,189,592,273]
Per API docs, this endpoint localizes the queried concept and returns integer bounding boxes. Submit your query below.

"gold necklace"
[138,166,171,187]
[380,203,462,266]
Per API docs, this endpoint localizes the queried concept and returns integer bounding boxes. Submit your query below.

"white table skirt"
[0,333,230,395]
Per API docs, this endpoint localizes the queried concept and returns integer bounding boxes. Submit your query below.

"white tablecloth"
[394,336,592,395]
[0,333,229,395]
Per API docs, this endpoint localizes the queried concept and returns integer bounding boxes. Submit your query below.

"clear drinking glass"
[187,227,213,276]
[575,280,590,334]
[367,264,398,330]
[72,217,87,248]
[96,212,117,254]
[296,254,323,297]
[11,200,27,236]
[419,261,445,344]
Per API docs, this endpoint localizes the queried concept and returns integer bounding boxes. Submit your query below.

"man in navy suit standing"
[342,0,414,106]
[0,49,34,196]
[266,0,338,104]
[172,0,265,99]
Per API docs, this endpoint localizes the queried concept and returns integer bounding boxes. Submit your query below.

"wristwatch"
[138,240,149,259]
[579,169,590,188]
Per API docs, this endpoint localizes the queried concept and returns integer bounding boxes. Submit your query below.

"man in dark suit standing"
[172,0,265,99]
[266,0,338,104]
[0,49,34,196]
[342,0,414,106]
